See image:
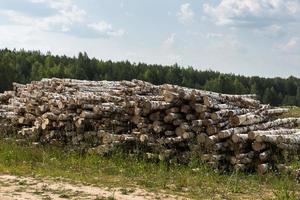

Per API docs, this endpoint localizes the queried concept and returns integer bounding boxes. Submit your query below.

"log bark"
[230,113,268,126]
[248,129,300,140]
[252,141,268,151]
[257,163,270,175]
[232,134,248,143]
[219,118,300,139]
[259,150,272,162]
[260,108,289,115]
[164,113,182,123]
[277,133,300,144]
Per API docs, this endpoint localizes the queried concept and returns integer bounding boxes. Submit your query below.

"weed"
[95,196,116,200]
[18,180,27,185]
[42,196,52,200]
[59,193,70,199]
[119,188,135,195]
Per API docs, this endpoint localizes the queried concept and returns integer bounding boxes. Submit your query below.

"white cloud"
[28,0,73,10]
[177,3,194,24]
[120,1,125,8]
[1,0,86,32]
[186,31,224,40]
[286,1,300,14]
[29,0,86,22]
[162,33,176,48]
[0,25,78,55]
[0,25,128,61]
[124,12,134,17]
[186,30,200,36]
[88,21,112,32]
[203,0,300,26]
[219,37,245,52]
[278,37,300,53]
[161,33,182,63]
[0,10,78,32]
[167,54,182,63]
[253,24,283,37]
[87,21,125,37]
[1,0,124,38]
[205,33,224,39]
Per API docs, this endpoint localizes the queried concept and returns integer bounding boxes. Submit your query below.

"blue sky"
[0,0,299,78]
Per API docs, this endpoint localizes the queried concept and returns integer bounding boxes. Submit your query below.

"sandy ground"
[0,174,188,200]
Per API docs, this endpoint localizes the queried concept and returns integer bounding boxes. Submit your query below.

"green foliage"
[1,48,300,106]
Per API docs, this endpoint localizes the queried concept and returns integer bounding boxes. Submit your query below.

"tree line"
[0,48,299,106]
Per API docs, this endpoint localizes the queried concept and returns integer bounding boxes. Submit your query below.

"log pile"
[0,78,300,174]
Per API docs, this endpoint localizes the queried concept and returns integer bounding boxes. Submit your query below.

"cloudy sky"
[0,0,299,77]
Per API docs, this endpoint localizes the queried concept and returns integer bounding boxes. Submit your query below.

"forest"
[0,48,299,106]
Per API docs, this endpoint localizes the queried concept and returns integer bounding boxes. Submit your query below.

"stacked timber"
[0,78,299,175]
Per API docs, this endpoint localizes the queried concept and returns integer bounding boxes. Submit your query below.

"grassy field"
[0,107,300,199]
[0,140,299,199]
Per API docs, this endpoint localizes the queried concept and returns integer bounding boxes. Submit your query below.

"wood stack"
[0,78,300,174]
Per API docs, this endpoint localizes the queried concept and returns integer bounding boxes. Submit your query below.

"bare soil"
[0,174,188,200]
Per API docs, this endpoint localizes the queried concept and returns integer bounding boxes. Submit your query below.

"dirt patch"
[0,174,188,200]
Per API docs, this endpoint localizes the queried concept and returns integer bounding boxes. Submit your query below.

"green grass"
[281,106,300,118]
[0,139,299,199]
